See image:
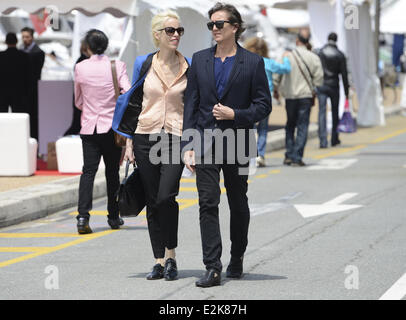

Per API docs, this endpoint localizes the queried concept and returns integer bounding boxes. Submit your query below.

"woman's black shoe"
[195,269,221,288]
[164,258,178,281]
[146,264,164,280]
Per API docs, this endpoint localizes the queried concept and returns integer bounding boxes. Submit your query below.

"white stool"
[55,136,105,173]
[0,113,38,176]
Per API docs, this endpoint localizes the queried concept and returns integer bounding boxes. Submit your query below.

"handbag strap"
[292,50,315,94]
[111,60,120,100]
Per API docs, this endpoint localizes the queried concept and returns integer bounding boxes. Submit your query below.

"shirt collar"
[23,42,36,52]
[89,54,108,61]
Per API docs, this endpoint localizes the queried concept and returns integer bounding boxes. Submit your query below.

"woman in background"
[244,37,291,167]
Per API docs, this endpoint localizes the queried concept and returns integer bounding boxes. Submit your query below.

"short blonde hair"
[151,10,181,48]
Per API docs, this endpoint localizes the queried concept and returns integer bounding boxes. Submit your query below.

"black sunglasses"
[158,27,185,37]
[207,20,232,31]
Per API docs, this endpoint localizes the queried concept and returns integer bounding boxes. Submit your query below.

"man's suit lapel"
[220,44,243,99]
[206,45,219,100]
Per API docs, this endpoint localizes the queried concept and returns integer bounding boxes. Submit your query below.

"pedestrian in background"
[114,10,190,281]
[74,29,131,234]
[183,2,271,287]
[21,27,45,141]
[244,37,291,167]
[0,33,31,114]
[316,32,350,148]
[273,29,323,167]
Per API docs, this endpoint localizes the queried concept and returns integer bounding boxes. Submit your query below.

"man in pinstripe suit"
[182,2,272,287]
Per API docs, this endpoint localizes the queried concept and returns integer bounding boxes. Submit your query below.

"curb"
[0,105,404,229]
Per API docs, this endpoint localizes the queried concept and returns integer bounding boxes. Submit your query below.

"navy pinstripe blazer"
[182,44,272,161]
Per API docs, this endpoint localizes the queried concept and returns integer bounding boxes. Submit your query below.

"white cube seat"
[0,113,38,176]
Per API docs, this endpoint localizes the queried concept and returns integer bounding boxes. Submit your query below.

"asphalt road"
[1,115,405,301]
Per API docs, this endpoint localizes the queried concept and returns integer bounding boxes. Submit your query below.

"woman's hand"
[123,138,135,164]
[183,150,195,173]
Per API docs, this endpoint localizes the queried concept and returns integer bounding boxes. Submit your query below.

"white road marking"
[307,159,358,170]
[379,273,406,300]
[250,192,303,217]
[294,193,363,218]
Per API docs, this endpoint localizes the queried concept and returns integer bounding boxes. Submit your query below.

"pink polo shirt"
[74,54,131,135]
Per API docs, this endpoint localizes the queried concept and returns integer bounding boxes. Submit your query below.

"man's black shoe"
[291,160,306,167]
[283,157,293,166]
[146,264,164,280]
[195,269,221,288]
[226,256,243,279]
[332,140,341,147]
[77,217,92,235]
[164,258,178,281]
[107,217,124,230]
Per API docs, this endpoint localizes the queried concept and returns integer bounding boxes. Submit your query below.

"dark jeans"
[285,98,312,162]
[317,85,340,147]
[133,132,184,259]
[77,129,122,220]
[195,160,250,272]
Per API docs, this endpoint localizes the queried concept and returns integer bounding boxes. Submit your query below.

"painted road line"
[308,159,358,170]
[0,230,117,268]
[255,174,268,179]
[268,170,281,174]
[313,145,367,160]
[0,233,84,238]
[372,128,406,144]
[379,273,406,300]
[0,247,50,253]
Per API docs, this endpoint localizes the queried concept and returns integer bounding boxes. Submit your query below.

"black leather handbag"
[116,160,146,217]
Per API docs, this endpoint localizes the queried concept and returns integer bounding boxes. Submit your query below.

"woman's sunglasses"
[207,20,232,31]
[158,27,185,37]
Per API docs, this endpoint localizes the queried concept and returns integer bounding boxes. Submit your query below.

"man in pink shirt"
[74,29,131,234]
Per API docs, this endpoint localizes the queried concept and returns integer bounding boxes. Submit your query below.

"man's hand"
[183,150,196,173]
[212,103,235,120]
[123,138,135,164]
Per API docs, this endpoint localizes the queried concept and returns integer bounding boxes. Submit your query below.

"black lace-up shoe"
[164,258,178,281]
[146,264,164,280]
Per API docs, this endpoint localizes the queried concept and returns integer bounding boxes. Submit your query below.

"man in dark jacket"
[21,27,45,140]
[182,3,271,287]
[316,32,350,148]
[0,33,31,114]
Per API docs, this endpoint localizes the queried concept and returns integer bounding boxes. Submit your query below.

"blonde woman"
[113,10,190,281]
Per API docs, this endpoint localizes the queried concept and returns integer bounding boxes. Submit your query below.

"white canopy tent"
[380,0,406,34]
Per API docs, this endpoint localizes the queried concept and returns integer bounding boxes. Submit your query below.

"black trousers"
[195,161,250,272]
[133,132,184,259]
[77,129,122,220]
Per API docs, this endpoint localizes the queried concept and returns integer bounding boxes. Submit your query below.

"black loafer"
[226,256,244,279]
[291,160,306,167]
[283,157,293,166]
[164,258,178,281]
[195,269,221,288]
[107,217,124,230]
[77,217,92,235]
[146,264,164,280]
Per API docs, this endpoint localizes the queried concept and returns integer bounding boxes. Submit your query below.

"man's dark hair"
[328,32,338,42]
[5,32,18,45]
[85,29,108,55]
[21,27,34,37]
[208,2,246,42]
